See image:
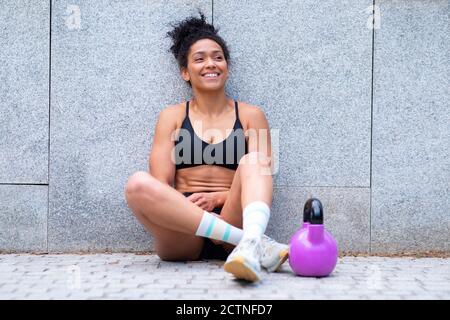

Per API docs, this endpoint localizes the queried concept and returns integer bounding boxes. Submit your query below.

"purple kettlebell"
[289,198,338,277]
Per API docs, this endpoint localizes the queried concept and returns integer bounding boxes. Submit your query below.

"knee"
[239,151,272,168]
[124,171,161,199]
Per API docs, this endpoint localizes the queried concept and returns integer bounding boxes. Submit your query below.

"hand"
[186,192,218,212]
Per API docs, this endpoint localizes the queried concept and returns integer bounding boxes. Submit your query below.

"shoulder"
[237,101,269,129]
[237,101,265,116]
[157,101,187,128]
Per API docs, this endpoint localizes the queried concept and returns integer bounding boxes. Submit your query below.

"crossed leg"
[124,175,205,261]
[124,151,273,261]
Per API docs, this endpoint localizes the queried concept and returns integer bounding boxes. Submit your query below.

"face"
[181,38,228,90]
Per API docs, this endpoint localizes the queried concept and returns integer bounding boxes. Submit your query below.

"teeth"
[203,73,218,77]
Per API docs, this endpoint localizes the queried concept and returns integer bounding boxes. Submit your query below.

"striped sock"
[242,201,271,240]
[195,211,243,245]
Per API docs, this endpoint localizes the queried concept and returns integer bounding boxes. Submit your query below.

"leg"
[240,151,273,207]
[219,151,273,251]
[220,152,288,274]
[221,152,278,281]
[221,151,273,226]
[124,171,205,261]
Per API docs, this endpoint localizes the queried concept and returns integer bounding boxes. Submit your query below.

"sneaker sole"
[267,249,289,272]
[224,256,260,282]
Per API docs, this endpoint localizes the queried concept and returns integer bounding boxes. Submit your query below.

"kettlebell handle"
[303,199,311,223]
[303,198,324,224]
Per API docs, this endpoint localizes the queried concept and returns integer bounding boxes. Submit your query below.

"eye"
[195,58,203,62]
[215,56,223,60]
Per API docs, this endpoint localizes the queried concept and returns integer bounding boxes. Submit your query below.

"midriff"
[175,164,235,193]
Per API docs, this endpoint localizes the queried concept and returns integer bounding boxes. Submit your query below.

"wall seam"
[0,183,49,186]
[369,0,376,254]
[211,0,214,25]
[47,0,52,254]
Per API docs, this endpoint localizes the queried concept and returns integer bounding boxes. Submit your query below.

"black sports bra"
[174,100,248,171]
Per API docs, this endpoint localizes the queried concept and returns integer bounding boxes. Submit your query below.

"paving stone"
[0,254,449,299]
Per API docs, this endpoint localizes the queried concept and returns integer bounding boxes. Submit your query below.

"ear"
[181,67,190,82]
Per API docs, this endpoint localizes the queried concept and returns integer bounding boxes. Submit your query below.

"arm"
[148,106,177,186]
[246,106,272,157]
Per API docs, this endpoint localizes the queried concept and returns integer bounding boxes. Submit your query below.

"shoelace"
[260,236,278,258]
[238,237,262,257]
[262,235,277,246]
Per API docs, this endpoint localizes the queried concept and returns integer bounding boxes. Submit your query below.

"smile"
[202,73,220,78]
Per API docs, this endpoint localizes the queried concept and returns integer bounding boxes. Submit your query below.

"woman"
[125,12,288,282]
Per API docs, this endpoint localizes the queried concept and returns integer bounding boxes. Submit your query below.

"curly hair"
[166,10,231,86]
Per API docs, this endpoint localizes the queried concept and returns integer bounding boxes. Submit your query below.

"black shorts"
[183,192,230,261]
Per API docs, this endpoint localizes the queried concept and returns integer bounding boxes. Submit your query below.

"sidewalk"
[0,253,448,300]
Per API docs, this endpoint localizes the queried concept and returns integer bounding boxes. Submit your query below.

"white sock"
[195,211,243,245]
[242,201,271,240]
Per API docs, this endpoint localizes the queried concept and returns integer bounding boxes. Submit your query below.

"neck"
[190,90,229,117]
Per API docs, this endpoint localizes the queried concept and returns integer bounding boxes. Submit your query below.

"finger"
[187,194,200,202]
[194,200,205,207]
[205,205,218,213]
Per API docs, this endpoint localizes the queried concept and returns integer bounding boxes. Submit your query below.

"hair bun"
[166,9,230,74]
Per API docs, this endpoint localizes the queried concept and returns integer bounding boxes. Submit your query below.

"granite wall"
[1,0,448,253]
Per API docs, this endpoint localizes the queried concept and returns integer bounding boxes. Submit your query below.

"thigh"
[212,169,243,253]
[219,166,243,229]
[131,199,204,261]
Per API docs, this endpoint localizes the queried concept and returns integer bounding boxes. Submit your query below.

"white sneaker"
[260,235,289,272]
[223,237,262,282]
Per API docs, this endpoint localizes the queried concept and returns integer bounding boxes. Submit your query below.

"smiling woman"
[124,10,289,282]
[166,12,231,88]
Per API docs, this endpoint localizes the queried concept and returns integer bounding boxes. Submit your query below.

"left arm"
[246,106,272,157]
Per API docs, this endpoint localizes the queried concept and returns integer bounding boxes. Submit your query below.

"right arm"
[148,106,177,186]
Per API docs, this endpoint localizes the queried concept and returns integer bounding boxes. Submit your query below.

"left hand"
[186,192,218,212]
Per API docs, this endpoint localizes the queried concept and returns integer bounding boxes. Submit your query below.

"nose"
[205,56,216,68]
